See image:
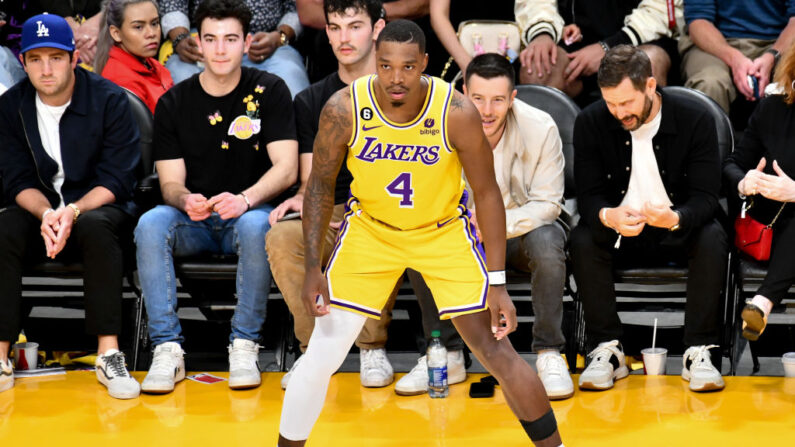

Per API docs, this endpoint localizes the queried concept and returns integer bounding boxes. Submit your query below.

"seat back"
[514,84,580,199]
[662,86,734,163]
[123,89,155,179]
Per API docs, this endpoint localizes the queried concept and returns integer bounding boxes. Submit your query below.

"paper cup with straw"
[642,318,667,375]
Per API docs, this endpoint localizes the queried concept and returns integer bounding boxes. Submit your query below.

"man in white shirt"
[0,13,141,399]
[570,45,728,393]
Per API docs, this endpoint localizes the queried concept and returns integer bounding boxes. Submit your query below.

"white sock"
[751,295,774,317]
[279,307,367,441]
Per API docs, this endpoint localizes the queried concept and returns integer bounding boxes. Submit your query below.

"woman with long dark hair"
[95,0,173,113]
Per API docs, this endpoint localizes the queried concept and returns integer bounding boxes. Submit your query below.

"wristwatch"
[765,48,781,65]
[669,210,681,232]
[67,203,81,222]
[171,32,191,49]
[279,30,289,47]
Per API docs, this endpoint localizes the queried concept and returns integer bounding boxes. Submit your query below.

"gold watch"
[67,203,81,222]
[279,30,289,47]
[669,210,681,232]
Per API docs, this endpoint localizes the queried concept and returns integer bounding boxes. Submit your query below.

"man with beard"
[570,45,728,393]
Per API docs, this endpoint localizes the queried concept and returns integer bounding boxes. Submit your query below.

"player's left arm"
[448,90,516,339]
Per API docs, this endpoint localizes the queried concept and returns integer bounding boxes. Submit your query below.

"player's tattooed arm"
[303,87,353,271]
[448,89,516,337]
[448,90,506,271]
[449,93,466,112]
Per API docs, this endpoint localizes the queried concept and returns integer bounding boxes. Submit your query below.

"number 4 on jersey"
[386,172,414,208]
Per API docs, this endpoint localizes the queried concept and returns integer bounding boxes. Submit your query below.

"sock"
[751,295,773,317]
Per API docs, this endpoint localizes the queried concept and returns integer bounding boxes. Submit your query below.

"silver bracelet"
[41,208,55,220]
[240,192,251,210]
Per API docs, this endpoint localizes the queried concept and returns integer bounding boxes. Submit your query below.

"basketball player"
[278,20,563,447]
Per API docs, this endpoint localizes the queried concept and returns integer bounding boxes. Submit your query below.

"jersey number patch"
[386,173,414,208]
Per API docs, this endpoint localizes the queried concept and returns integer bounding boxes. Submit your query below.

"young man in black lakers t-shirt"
[134,0,298,394]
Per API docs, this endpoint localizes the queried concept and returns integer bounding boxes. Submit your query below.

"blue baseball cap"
[20,13,75,54]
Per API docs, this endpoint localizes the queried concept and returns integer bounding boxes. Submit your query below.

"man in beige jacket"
[463,53,572,400]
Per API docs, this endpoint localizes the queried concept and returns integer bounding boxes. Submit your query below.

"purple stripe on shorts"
[330,299,381,317]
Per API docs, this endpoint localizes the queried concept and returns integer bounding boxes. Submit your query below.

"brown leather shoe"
[741,302,767,341]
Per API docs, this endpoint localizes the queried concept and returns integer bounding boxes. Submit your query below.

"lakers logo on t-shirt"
[227,115,261,140]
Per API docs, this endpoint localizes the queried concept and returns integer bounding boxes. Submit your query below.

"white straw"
[652,318,658,350]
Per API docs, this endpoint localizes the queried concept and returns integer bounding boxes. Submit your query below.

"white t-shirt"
[620,104,672,211]
[35,94,70,208]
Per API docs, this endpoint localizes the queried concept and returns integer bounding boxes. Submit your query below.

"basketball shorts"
[325,199,489,320]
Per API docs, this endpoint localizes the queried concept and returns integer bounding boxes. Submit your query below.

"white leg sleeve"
[279,307,367,440]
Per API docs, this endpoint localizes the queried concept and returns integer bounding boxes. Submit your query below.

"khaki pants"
[680,35,774,113]
[266,203,396,352]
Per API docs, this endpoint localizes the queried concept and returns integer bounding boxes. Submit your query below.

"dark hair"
[195,0,252,37]
[94,0,160,74]
[376,19,425,53]
[597,44,652,91]
[324,0,383,27]
[464,53,515,89]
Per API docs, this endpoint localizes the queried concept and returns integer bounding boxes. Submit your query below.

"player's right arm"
[302,87,353,316]
[448,90,516,339]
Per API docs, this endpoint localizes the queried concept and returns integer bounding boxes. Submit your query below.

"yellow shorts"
[325,199,489,320]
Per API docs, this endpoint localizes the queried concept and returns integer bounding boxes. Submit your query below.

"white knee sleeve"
[279,308,367,440]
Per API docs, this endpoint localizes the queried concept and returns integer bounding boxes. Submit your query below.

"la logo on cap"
[36,20,49,37]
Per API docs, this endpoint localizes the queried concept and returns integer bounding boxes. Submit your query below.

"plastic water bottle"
[427,330,449,398]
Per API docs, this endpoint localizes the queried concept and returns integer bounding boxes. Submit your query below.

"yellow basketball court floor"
[1,372,793,446]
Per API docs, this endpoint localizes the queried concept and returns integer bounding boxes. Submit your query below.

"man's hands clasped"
[40,206,77,259]
[183,192,249,221]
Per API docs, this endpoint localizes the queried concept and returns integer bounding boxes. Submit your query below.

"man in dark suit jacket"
[570,45,728,393]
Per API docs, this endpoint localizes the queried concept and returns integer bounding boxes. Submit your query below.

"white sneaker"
[578,340,628,390]
[395,350,467,396]
[360,348,394,388]
[142,342,185,394]
[228,339,262,390]
[682,345,725,392]
[280,355,304,390]
[536,350,574,400]
[0,358,13,393]
[96,349,140,399]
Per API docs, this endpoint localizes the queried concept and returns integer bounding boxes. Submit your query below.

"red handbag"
[734,200,786,261]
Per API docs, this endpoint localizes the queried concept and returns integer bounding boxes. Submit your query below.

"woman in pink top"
[95,0,173,113]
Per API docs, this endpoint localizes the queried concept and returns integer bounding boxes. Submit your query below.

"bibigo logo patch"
[227,115,261,140]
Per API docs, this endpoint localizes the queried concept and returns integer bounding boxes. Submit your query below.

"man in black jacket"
[0,14,141,399]
[570,45,728,393]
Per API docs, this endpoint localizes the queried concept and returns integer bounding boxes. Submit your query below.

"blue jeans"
[135,204,274,346]
[0,46,26,89]
[166,43,309,98]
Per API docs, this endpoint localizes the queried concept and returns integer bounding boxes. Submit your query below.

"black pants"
[0,205,133,341]
[570,219,728,347]
[757,216,795,304]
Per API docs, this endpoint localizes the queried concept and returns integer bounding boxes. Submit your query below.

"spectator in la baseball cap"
[21,13,76,54]
[0,12,142,400]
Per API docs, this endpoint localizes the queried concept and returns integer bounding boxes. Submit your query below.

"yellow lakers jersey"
[347,75,464,230]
